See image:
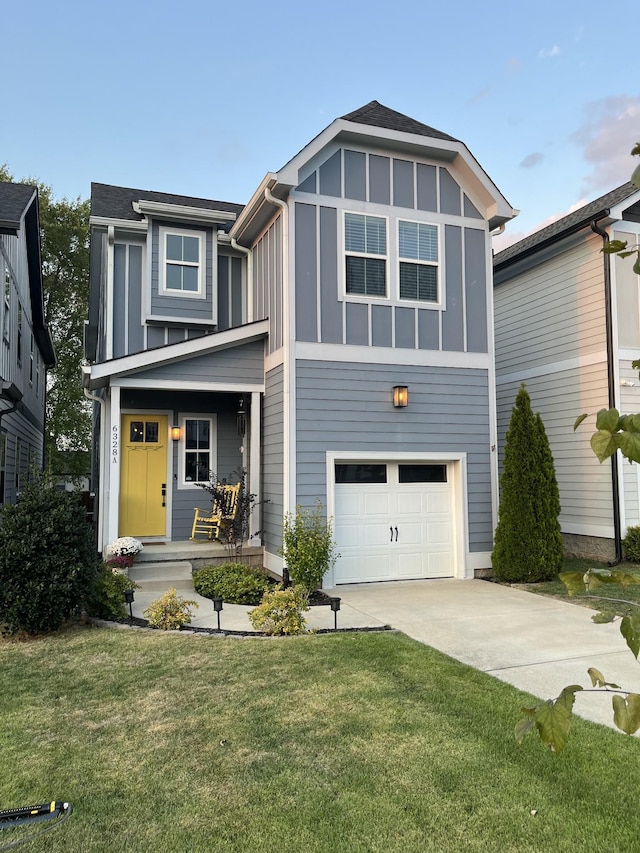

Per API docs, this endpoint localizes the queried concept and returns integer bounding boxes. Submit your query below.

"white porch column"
[249,390,261,545]
[106,385,121,548]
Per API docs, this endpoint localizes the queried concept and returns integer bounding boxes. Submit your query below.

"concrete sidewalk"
[127,563,638,729]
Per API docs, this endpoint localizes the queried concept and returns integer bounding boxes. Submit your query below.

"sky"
[2,0,638,250]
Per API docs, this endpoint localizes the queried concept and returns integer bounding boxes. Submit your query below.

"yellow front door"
[119,414,168,537]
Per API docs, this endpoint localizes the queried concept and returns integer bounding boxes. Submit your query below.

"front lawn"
[514,557,640,618]
[2,625,640,852]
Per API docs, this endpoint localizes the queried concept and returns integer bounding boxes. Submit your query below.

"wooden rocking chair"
[190,483,241,541]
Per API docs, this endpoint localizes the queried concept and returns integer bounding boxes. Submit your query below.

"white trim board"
[296,341,490,369]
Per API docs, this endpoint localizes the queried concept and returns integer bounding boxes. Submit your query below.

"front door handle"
[161,483,167,507]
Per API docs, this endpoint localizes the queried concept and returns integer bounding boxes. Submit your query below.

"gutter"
[591,216,624,564]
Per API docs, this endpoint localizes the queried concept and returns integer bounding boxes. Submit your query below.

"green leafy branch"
[516,568,640,752]
[601,142,640,273]
[574,408,640,464]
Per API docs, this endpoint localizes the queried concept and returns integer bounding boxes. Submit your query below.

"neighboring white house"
[494,181,640,560]
[0,183,55,503]
[83,101,517,584]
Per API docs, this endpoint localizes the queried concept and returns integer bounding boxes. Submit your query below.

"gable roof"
[0,183,37,234]
[494,182,640,270]
[90,182,244,224]
[340,100,459,143]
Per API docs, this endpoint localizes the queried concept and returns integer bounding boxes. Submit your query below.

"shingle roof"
[91,182,244,223]
[0,183,37,232]
[494,181,639,269]
[340,100,459,143]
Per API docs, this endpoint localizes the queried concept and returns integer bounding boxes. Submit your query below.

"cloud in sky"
[537,45,560,59]
[467,86,491,106]
[519,152,544,169]
[571,95,640,192]
[507,56,521,74]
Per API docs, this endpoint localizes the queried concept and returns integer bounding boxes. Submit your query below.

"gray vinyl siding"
[0,410,44,505]
[494,232,611,538]
[293,149,488,354]
[295,360,493,551]
[495,233,606,375]
[615,230,640,350]
[620,360,640,532]
[149,221,214,322]
[263,365,284,555]
[253,215,283,353]
[128,339,265,386]
[496,365,612,537]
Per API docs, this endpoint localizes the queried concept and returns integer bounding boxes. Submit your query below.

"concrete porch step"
[128,561,193,585]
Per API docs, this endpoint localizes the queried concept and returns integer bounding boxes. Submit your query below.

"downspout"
[263,187,292,519]
[591,217,624,564]
[84,386,106,552]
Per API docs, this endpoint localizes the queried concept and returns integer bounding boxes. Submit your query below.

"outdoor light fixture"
[393,385,409,408]
[237,396,246,437]
[171,426,181,441]
[124,589,135,624]
[213,597,223,631]
[329,597,341,631]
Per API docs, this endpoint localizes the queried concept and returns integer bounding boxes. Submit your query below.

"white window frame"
[159,226,206,299]
[343,211,389,301]
[397,218,441,307]
[178,414,217,489]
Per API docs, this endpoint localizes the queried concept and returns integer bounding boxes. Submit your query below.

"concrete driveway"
[327,578,640,730]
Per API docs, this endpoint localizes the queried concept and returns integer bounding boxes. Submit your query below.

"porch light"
[329,596,341,631]
[393,386,409,408]
[124,588,135,624]
[237,396,246,437]
[171,426,181,441]
[213,596,223,631]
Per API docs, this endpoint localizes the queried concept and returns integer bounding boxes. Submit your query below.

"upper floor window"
[160,227,205,297]
[344,213,387,297]
[3,270,9,344]
[17,303,22,365]
[398,220,439,303]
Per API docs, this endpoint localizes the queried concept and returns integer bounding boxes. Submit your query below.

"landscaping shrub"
[492,384,563,583]
[86,565,140,620]
[0,477,98,634]
[280,501,338,596]
[623,526,640,562]
[248,586,308,635]
[193,562,275,605]
[143,588,198,630]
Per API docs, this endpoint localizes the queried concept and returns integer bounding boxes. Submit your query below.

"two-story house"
[494,181,640,561]
[83,101,516,585]
[0,183,55,503]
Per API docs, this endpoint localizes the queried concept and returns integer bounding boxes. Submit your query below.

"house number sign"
[112,425,118,464]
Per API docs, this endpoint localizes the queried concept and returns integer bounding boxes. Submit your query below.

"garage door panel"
[334,463,456,584]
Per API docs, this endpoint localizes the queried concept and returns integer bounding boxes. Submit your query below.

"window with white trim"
[344,213,387,297]
[180,416,216,486]
[398,220,439,303]
[160,227,205,297]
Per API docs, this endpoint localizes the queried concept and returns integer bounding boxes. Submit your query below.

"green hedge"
[193,563,275,605]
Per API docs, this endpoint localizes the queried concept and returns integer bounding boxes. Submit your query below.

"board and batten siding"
[252,215,283,354]
[292,167,488,355]
[263,365,285,555]
[149,221,214,323]
[495,232,611,539]
[295,360,493,552]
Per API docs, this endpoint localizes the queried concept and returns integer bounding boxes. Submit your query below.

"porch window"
[180,415,216,487]
[160,226,205,297]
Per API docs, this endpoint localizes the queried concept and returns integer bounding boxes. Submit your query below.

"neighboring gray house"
[83,101,516,584]
[0,183,55,504]
[494,182,640,561]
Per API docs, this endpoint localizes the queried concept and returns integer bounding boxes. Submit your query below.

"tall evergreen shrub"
[0,477,98,634]
[492,385,563,583]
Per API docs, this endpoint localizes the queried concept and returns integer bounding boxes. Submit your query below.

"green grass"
[514,557,640,618]
[2,625,640,852]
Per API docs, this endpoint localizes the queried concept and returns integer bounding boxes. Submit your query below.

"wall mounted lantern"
[171,426,181,441]
[393,386,409,408]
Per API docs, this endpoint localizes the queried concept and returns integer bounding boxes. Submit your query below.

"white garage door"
[333,462,454,584]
